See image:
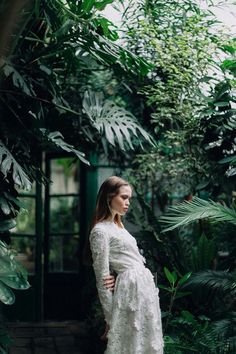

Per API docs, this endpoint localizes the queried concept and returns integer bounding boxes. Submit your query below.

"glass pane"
[50,158,80,195]
[11,237,35,274]
[50,196,79,234]
[49,235,79,272]
[12,197,36,234]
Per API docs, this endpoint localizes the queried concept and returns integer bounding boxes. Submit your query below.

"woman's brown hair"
[83,176,130,265]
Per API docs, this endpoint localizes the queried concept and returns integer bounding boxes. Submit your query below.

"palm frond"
[82,90,155,150]
[183,270,236,296]
[207,316,236,353]
[161,197,236,232]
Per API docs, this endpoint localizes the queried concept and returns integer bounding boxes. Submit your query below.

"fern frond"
[161,197,236,232]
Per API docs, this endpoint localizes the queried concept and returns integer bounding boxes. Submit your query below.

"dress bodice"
[91,220,145,274]
[89,220,145,324]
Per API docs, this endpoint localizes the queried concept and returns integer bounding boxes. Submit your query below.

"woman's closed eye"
[121,195,132,200]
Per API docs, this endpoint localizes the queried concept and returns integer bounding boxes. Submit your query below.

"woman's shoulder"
[90,221,110,238]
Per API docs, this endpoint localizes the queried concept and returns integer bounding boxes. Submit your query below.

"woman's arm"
[90,228,113,325]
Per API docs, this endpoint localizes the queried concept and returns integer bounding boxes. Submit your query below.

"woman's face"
[110,185,132,216]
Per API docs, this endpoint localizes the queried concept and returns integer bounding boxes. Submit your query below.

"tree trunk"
[0,0,33,68]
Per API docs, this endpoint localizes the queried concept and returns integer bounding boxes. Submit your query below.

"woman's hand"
[103,274,116,291]
[100,323,110,341]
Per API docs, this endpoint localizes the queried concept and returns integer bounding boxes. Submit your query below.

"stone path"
[7,321,94,354]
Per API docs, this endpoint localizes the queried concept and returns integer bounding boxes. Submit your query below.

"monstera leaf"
[0,240,30,305]
[82,91,155,150]
[0,141,32,190]
[40,129,90,165]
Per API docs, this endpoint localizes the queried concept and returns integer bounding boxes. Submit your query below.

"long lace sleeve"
[89,227,113,325]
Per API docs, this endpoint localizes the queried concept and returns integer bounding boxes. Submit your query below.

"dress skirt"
[105,264,164,354]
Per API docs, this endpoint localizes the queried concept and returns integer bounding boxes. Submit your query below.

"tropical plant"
[0,328,12,354]
[0,236,30,353]
[200,39,236,179]
[0,0,154,206]
[159,268,192,333]
[82,90,155,151]
[159,196,236,353]
[120,0,234,209]
[0,240,30,305]
[161,197,236,232]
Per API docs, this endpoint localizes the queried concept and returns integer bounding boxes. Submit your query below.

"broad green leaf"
[0,197,11,215]
[40,129,90,165]
[0,281,15,305]
[0,141,32,190]
[175,291,192,299]
[94,17,119,41]
[82,91,155,151]
[82,0,95,13]
[0,274,30,290]
[164,267,176,285]
[94,0,114,11]
[158,284,173,292]
[3,64,32,96]
[0,219,17,232]
[3,192,26,210]
[178,272,192,286]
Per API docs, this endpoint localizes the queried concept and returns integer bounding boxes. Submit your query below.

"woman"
[89,176,163,354]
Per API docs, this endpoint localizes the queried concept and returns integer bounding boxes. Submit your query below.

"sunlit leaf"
[82,91,155,151]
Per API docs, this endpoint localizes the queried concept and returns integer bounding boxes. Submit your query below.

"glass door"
[44,154,81,319]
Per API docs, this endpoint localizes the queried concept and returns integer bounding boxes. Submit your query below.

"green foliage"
[82,91,155,151]
[0,0,153,198]
[159,267,191,332]
[0,328,12,354]
[0,240,30,305]
[199,38,236,178]
[40,129,90,165]
[0,141,32,191]
[161,197,236,232]
[184,270,236,297]
[164,311,236,354]
[122,0,234,202]
[191,234,217,272]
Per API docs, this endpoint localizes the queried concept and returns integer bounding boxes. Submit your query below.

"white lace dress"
[89,220,164,354]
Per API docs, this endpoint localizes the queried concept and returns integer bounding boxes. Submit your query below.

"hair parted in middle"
[83,176,131,266]
[91,175,131,229]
